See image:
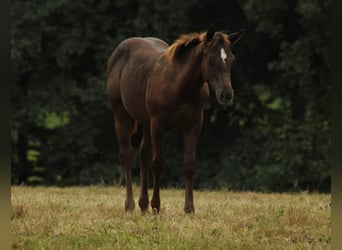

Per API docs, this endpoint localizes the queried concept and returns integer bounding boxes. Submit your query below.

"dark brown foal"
[106,26,244,213]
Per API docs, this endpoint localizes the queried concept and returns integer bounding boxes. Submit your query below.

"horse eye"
[208,58,216,66]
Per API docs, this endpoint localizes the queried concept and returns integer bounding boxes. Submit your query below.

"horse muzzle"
[216,89,234,108]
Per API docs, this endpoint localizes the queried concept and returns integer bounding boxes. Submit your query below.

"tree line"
[11,0,331,192]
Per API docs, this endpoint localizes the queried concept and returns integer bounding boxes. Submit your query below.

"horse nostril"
[221,90,232,101]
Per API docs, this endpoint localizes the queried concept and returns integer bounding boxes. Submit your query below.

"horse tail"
[130,119,138,136]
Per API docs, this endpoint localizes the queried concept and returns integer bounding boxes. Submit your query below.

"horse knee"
[119,147,133,167]
[151,157,164,176]
[183,157,196,178]
[139,146,151,165]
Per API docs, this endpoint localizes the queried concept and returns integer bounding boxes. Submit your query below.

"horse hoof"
[138,198,149,212]
[125,200,135,213]
[151,197,160,213]
[184,206,195,214]
[152,207,160,214]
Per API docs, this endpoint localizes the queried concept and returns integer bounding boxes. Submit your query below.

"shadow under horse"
[106,25,244,213]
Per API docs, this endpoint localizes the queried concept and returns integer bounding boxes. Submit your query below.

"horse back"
[106,37,169,123]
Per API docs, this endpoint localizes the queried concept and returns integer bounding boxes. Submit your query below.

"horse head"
[201,25,244,108]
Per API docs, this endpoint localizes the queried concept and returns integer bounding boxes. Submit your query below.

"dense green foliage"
[11,0,331,192]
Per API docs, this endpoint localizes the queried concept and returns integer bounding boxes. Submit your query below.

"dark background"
[11,0,331,192]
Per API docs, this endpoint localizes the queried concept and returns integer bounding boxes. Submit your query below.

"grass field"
[11,186,330,249]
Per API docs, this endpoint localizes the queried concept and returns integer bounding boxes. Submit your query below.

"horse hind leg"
[150,119,165,213]
[113,107,136,213]
[138,125,151,213]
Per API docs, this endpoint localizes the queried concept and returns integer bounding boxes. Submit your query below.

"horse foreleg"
[138,125,151,213]
[114,110,135,213]
[150,120,165,213]
[182,116,203,213]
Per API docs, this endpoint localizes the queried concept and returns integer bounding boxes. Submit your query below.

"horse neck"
[171,45,204,94]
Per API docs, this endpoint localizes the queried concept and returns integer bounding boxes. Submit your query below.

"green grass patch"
[11,186,331,249]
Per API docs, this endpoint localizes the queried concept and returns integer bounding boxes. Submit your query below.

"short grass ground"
[11,186,330,249]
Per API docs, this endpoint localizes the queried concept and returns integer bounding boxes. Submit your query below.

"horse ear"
[206,24,217,43]
[228,28,245,45]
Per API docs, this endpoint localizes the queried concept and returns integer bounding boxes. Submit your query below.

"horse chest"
[154,102,203,130]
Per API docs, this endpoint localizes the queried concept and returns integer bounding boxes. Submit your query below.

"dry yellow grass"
[11,186,330,249]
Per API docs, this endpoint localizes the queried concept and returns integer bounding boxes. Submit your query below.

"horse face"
[202,45,235,107]
[202,29,244,108]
